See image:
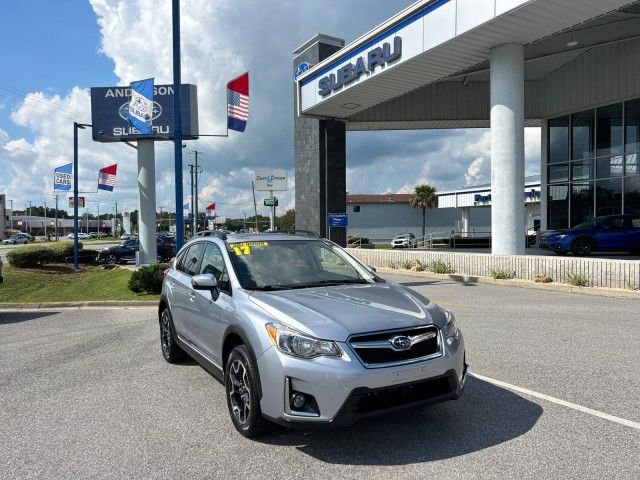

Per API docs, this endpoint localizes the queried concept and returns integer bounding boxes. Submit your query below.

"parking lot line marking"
[469,372,640,431]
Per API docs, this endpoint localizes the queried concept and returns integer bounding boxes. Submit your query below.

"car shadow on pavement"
[0,310,60,325]
[260,376,542,465]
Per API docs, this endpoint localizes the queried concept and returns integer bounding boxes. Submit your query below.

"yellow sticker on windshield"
[231,242,269,256]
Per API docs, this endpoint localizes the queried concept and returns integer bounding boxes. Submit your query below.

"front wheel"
[225,345,271,438]
[159,308,185,363]
[572,238,592,256]
[105,254,118,264]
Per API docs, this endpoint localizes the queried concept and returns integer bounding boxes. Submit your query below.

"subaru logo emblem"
[294,61,312,80]
[118,101,163,122]
[390,335,411,350]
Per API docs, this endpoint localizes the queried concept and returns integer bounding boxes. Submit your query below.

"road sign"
[328,213,348,227]
[69,196,85,208]
[264,197,278,207]
[255,169,287,191]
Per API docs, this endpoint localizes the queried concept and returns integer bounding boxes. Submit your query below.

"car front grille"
[348,325,441,368]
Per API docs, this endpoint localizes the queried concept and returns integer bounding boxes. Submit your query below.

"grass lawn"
[0,264,159,303]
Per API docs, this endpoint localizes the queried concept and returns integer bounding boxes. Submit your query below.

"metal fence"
[347,248,640,290]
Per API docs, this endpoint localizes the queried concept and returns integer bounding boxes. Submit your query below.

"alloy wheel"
[228,359,251,425]
[160,310,171,358]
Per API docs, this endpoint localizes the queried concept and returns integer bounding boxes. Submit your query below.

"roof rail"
[194,230,228,241]
[271,229,319,238]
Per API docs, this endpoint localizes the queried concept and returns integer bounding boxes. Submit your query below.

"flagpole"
[172,0,184,250]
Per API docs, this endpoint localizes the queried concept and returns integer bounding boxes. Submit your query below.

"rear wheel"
[159,308,185,363]
[225,345,271,438]
[572,238,592,256]
[105,254,117,264]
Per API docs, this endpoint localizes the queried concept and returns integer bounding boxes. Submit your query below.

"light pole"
[73,122,91,271]
[172,0,184,249]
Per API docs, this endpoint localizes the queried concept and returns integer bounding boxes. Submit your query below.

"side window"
[632,217,640,228]
[200,242,230,293]
[179,243,206,276]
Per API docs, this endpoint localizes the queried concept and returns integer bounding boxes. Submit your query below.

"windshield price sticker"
[230,242,269,256]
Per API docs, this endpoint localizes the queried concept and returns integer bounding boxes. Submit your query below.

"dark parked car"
[541,214,640,256]
[97,237,176,264]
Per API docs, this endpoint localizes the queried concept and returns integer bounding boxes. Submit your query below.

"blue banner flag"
[128,78,154,134]
[54,163,72,191]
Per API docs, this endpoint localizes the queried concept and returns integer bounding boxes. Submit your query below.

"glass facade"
[547,98,640,228]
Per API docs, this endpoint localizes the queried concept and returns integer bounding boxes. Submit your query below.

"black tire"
[159,307,186,363]
[105,254,118,265]
[572,238,592,256]
[225,345,271,438]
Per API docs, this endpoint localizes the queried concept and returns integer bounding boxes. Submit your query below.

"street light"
[73,122,91,271]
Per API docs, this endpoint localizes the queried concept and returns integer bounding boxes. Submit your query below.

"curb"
[0,300,158,309]
[377,268,640,299]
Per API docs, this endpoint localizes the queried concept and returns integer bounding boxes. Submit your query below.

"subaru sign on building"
[90,84,199,142]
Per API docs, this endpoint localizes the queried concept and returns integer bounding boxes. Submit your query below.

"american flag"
[98,164,117,192]
[227,72,249,132]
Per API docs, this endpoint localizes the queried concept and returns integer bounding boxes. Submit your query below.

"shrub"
[533,274,553,283]
[567,273,589,287]
[489,268,514,280]
[128,263,168,294]
[400,259,414,269]
[428,260,454,274]
[385,261,399,269]
[6,242,84,267]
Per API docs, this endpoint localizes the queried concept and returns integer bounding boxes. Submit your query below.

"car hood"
[248,282,444,341]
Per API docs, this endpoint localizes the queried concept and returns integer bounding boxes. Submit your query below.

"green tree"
[409,184,438,237]
[276,209,295,230]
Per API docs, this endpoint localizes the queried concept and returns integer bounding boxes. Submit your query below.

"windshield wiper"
[289,279,369,288]
[249,284,297,291]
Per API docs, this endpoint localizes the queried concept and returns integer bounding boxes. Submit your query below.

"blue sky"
[0,0,540,219]
[0,1,116,140]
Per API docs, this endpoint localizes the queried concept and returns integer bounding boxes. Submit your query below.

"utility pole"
[189,150,203,234]
[54,194,59,241]
[44,201,48,240]
[115,201,118,237]
[97,203,100,234]
[28,201,32,233]
[9,199,13,232]
[189,164,195,235]
[251,181,259,232]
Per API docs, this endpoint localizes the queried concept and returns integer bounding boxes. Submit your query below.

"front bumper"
[257,331,466,427]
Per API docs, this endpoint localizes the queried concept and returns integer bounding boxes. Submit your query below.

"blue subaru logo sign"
[294,62,312,80]
[118,101,163,122]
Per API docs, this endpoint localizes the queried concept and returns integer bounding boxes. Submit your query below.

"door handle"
[189,292,196,301]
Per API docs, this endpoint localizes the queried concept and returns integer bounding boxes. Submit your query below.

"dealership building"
[294,0,640,254]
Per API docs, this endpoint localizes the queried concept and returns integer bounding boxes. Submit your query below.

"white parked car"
[2,235,29,245]
[391,233,417,248]
[67,232,92,240]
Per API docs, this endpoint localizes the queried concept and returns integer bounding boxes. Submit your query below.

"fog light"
[291,393,306,410]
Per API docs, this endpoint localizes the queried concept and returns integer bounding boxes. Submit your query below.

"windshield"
[228,239,382,290]
[571,220,595,230]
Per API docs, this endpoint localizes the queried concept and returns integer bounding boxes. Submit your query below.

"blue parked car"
[542,215,640,256]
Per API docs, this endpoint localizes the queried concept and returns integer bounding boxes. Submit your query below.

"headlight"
[265,323,341,359]
[557,234,567,239]
[441,308,459,338]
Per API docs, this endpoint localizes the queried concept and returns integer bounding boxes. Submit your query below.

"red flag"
[227,72,249,132]
[98,164,118,192]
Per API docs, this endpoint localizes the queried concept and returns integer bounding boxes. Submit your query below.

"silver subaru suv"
[159,231,466,437]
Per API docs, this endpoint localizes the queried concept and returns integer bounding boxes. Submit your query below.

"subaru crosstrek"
[158,232,466,437]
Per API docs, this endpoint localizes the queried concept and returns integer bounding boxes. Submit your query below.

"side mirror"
[368,265,377,272]
[192,274,219,300]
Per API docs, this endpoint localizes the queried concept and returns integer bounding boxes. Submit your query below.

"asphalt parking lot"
[1,274,639,479]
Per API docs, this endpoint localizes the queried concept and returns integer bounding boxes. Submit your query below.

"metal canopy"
[296,0,640,129]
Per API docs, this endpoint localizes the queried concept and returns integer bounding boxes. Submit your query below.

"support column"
[461,207,470,238]
[490,43,525,255]
[293,35,347,245]
[137,139,157,264]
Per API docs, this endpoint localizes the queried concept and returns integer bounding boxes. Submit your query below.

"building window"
[352,205,360,213]
[624,177,640,214]
[596,103,623,158]
[572,109,594,160]
[571,183,593,227]
[547,184,569,230]
[549,116,569,163]
[625,99,640,154]
[595,178,622,216]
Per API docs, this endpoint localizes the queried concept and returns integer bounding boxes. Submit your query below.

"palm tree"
[409,184,438,238]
